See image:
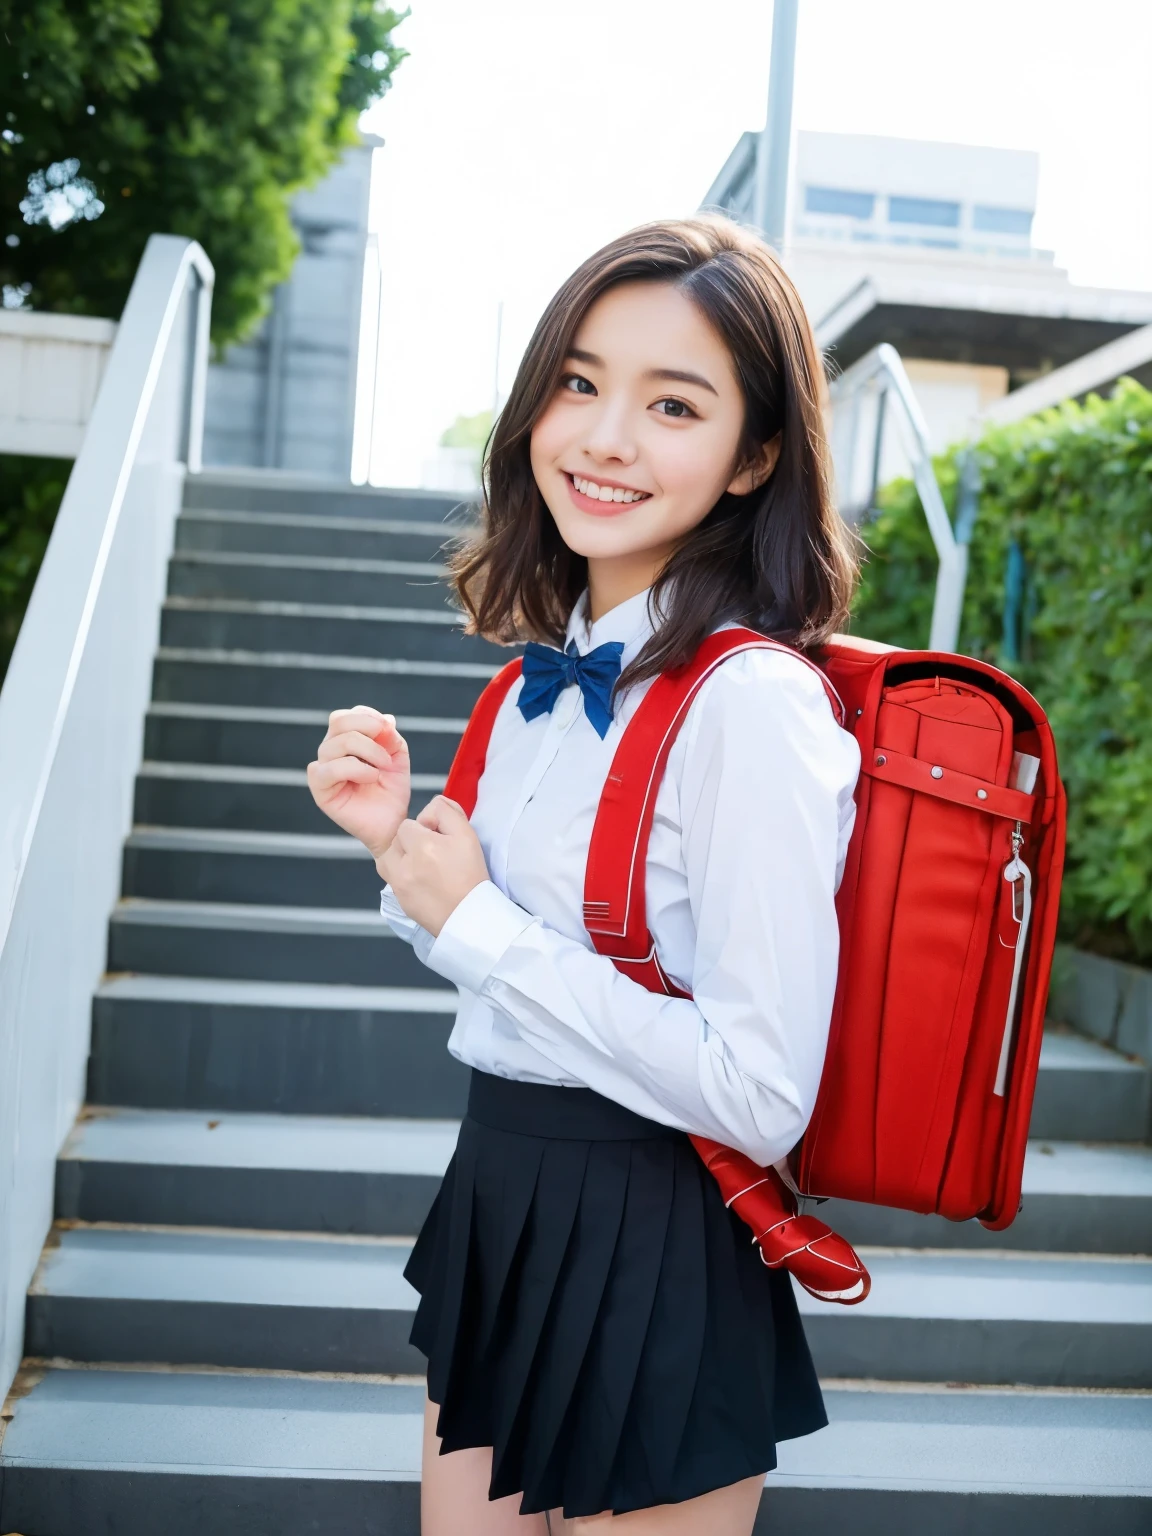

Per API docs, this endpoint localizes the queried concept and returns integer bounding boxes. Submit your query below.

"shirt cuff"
[379,885,437,965]
[423,879,538,993]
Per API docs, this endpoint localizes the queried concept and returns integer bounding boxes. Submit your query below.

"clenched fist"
[378,795,491,938]
[306,706,411,859]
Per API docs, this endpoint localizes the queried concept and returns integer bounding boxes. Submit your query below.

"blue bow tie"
[517,639,625,739]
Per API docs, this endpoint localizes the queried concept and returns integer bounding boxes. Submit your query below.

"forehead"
[571,280,739,387]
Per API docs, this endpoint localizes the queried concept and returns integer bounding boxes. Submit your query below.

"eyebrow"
[566,348,719,398]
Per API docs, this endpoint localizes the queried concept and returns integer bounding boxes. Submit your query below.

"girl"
[307,215,861,1535]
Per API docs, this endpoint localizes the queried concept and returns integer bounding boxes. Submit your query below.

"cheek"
[529,402,570,475]
[651,421,739,509]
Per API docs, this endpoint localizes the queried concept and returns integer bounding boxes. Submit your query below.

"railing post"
[828,342,965,652]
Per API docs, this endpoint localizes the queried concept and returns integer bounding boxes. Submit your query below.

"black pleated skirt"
[404,1069,827,1518]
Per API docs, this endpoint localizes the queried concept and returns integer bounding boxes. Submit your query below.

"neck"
[586,546,672,625]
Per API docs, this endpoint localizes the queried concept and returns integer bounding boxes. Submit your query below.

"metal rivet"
[855,707,863,717]
[931,765,944,779]
[875,754,887,766]
[977,788,988,801]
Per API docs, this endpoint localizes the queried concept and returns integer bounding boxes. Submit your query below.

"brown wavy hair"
[448,214,857,695]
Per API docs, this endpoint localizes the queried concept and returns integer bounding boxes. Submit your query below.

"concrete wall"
[0,312,117,457]
[203,141,378,479]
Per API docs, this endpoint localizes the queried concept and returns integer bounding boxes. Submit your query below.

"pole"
[752,0,800,249]
[492,299,504,422]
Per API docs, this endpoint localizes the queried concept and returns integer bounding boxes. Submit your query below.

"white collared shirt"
[379,585,860,1167]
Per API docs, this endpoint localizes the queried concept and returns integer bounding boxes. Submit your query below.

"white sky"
[360,0,1152,488]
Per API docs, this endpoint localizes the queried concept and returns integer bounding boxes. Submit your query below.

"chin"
[551,515,649,562]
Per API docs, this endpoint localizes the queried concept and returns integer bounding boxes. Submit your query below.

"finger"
[327,706,390,732]
[307,756,381,792]
[392,817,435,854]
[416,795,469,832]
[317,730,398,770]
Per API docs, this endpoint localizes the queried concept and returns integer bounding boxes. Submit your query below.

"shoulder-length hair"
[448,214,858,695]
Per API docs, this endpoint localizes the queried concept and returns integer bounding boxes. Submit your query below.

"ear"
[727,433,782,497]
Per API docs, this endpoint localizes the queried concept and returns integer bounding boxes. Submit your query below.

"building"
[704,131,1152,461]
[202,137,380,478]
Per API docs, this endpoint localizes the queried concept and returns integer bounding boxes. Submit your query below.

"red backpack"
[444,629,1066,1305]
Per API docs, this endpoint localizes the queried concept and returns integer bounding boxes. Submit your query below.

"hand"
[307,706,411,859]
[376,795,491,937]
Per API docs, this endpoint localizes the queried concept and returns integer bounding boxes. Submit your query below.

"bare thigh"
[421,1393,548,1536]
[421,1394,764,1536]
[552,1474,764,1535]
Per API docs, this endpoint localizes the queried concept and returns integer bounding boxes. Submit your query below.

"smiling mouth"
[566,472,652,505]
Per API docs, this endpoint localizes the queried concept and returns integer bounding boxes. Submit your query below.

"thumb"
[415,794,470,833]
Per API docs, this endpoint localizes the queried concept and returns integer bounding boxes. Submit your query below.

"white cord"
[994,850,1033,1096]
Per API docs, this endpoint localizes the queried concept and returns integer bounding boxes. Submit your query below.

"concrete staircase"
[1,470,1150,1534]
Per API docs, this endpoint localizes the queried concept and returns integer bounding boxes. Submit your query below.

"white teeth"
[573,474,646,503]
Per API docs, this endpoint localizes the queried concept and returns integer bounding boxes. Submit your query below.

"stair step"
[768,1381,1152,1529]
[58,1102,1152,1256]
[25,1226,422,1374]
[58,1108,455,1234]
[144,701,466,773]
[122,826,383,908]
[824,1139,1152,1255]
[159,598,502,664]
[1031,1029,1150,1142]
[107,899,438,986]
[167,550,454,609]
[182,470,471,524]
[88,974,468,1117]
[798,1249,1152,1387]
[152,646,499,715]
[7,1370,1145,1536]
[134,762,445,834]
[21,1224,1152,1386]
[175,505,464,561]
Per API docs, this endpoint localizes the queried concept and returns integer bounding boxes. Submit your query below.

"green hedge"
[0,455,71,680]
[852,377,1152,965]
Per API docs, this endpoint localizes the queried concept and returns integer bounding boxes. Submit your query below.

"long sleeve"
[420,652,860,1167]
[379,885,438,967]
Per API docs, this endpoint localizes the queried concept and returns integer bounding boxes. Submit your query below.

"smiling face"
[529,280,777,611]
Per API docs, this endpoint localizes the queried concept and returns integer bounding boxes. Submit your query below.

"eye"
[560,372,596,396]
[653,398,697,419]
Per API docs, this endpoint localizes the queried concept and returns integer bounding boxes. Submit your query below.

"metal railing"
[0,234,213,1399]
[827,318,1152,656]
[827,342,968,652]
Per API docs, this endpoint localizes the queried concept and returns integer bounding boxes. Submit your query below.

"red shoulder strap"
[443,657,523,815]
[583,627,843,996]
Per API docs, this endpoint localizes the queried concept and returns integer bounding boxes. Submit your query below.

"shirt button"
[554,692,577,726]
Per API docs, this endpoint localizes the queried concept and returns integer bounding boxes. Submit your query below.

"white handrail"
[0,234,213,1401]
[828,342,967,652]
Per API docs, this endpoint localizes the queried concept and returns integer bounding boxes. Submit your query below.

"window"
[888,195,961,228]
[973,205,1033,236]
[804,185,875,219]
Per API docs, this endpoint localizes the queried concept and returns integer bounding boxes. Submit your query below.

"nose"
[582,395,639,467]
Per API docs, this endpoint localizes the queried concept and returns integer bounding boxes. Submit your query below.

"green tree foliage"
[0,456,72,674]
[853,379,1152,964]
[0,0,407,345]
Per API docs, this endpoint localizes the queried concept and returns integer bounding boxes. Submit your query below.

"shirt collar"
[564,584,662,668]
